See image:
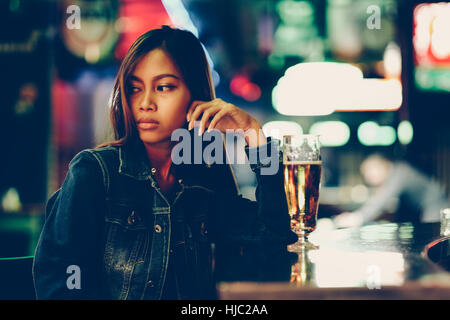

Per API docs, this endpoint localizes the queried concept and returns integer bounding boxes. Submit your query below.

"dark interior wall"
[0,1,54,207]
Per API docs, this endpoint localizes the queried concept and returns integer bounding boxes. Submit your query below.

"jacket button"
[151,168,157,174]
[200,222,208,236]
[154,224,162,233]
[127,211,136,225]
[147,280,154,288]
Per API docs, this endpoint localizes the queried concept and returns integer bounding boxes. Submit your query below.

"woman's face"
[129,48,191,145]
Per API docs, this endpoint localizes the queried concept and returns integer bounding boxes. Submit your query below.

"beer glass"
[283,135,322,251]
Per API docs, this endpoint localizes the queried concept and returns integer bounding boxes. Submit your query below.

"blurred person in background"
[334,153,449,228]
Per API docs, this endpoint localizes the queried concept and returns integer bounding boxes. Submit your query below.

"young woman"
[33,26,296,300]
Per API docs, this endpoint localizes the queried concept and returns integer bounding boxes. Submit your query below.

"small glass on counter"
[440,208,450,237]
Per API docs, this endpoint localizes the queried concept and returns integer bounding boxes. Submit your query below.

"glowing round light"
[241,82,261,102]
[383,42,402,78]
[357,121,396,146]
[272,62,403,116]
[273,62,362,116]
[230,75,248,96]
[378,126,397,146]
[397,120,414,145]
[230,75,261,101]
[262,121,303,141]
[309,121,350,147]
[357,121,379,146]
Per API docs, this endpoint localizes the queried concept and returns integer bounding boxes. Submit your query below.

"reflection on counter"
[290,221,406,288]
[290,248,315,287]
[308,250,404,288]
[217,221,450,299]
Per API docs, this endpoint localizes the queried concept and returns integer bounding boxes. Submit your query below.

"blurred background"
[0,0,449,258]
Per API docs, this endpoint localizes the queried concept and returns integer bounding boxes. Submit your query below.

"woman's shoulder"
[69,145,120,171]
[63,145,121,192]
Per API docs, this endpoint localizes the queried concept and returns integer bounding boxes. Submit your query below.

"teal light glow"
[397,120,414,145]
[357,121,396,146]
[309,121,350,147]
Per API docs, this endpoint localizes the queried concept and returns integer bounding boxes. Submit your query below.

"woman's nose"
[139,92,156,111]
[140,104,155,111]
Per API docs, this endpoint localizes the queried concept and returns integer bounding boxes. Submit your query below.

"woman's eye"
[156,85,176,92]
[129,86,141,94]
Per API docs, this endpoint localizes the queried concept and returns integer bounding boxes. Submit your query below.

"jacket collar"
[117,136,239,195]
[118,138,191,182]
[118,139,153,181]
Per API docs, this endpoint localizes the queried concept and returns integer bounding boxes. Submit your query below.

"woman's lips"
[138,121,159,130]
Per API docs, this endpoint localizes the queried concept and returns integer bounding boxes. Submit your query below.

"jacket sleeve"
[32,150,106,299]
[211,137,298,245]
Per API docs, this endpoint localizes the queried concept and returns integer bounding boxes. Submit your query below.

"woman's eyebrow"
[153,73,181,81]
[129,75,143,83]
[129,74,180,83]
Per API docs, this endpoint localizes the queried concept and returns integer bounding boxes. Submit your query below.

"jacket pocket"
[103,203,150,299]
[105,203,148,230]
[186,211,209,242]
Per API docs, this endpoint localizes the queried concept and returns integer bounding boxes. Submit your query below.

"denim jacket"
[32,135,297,300]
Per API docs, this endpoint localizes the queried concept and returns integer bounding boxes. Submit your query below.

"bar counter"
[215,221,450,299]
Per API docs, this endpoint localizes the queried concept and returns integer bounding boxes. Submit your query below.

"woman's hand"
[186,98,267,147]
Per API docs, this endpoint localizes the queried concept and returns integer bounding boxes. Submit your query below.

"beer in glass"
[283,135,322,250]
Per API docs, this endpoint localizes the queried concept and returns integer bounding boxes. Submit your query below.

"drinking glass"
[283,135,322,251]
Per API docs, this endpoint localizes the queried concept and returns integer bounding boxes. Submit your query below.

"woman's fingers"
[198,105,221,135]
[187,100,210,122]
[186,98,253,135]
[207,108,229,132]
[187,100,210,130]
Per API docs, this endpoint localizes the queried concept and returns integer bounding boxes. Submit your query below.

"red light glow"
[230,74,261,102]
[115,0,172,60]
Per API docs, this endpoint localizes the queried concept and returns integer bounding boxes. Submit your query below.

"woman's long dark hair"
[96,26,216,148]
[96,26,240,195]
